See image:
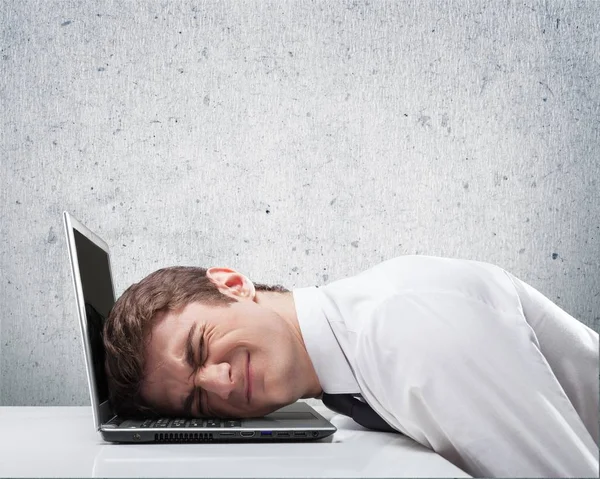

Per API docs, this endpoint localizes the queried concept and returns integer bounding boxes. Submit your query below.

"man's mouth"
[246,352,252,404]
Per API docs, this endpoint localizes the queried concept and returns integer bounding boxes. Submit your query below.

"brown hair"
[102,266,290,418]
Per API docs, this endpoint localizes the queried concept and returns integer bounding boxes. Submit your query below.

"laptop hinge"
[101,414,120,430]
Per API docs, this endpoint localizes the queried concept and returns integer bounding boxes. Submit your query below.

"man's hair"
[102,266,290,418]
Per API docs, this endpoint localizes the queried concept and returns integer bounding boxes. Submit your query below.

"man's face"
[140,269,315,418]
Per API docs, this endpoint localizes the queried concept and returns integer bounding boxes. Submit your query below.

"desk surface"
[0,406,470,477]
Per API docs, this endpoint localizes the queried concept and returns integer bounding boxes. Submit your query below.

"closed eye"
[194,330,207,415]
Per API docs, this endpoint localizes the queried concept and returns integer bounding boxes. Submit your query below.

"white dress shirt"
[293,255,599,478]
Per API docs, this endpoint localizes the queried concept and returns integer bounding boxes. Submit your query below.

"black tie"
[321,393,397,433]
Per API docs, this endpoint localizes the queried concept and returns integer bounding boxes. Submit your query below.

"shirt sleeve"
[353,291,599,478]
[502,269,599,447]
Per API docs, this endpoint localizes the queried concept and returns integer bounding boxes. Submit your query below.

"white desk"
[0,406,470,477]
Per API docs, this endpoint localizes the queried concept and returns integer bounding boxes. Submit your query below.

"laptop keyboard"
[135,418,242,428]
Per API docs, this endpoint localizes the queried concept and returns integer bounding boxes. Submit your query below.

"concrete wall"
[1,0,598,406]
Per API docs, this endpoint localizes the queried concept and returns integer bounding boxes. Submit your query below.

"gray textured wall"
[1,0,598,407]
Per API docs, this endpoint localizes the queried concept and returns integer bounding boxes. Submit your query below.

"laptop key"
[171,419,187,428]
[141,419,156,428]
[187,419,204,428]
[225,420,242,428]
[154,418,172,428]
[206,419,221,427]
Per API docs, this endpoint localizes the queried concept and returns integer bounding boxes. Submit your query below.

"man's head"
[103,266,322,419]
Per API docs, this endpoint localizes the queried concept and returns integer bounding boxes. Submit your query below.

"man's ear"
[206,267,256,299]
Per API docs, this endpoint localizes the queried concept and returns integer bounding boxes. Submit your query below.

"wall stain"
[47,228,57,244]
[417,114,431,128]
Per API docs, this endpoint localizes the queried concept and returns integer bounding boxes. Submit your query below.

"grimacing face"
[140,267,321,418]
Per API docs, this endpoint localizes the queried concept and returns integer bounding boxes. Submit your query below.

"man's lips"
[246,352,251,404]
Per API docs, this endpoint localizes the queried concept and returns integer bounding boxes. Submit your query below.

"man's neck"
[254,290,323,398]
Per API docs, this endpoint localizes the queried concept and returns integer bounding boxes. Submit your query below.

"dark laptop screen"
[73,229,114,403]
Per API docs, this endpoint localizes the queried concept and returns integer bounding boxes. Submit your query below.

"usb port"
[277,432,290,437]
[293,432,307,437]
[260,431,272,436]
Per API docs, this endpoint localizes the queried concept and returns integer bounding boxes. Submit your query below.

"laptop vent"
[154,432,214,443]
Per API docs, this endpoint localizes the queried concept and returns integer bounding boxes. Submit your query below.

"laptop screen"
[73,228,113,404]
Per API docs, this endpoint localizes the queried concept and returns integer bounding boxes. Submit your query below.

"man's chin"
[237,401,291,419]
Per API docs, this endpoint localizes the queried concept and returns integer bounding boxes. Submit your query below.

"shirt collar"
[292,286,360,395]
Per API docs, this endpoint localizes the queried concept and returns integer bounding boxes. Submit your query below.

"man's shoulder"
[356,254,509,295]
[320,255,517,335]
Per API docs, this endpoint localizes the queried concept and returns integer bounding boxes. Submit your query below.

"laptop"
[63,211,337,443]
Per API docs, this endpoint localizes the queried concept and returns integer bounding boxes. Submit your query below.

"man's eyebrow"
[182,323,198,416]
[185,322,197,370]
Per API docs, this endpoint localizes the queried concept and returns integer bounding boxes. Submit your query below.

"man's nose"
[195,362,234,400]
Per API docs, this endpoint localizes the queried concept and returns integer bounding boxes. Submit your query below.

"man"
[103,255,599,477]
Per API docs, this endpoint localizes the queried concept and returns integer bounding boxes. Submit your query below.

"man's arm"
[502,269,599,447]
[355,291,599,478]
